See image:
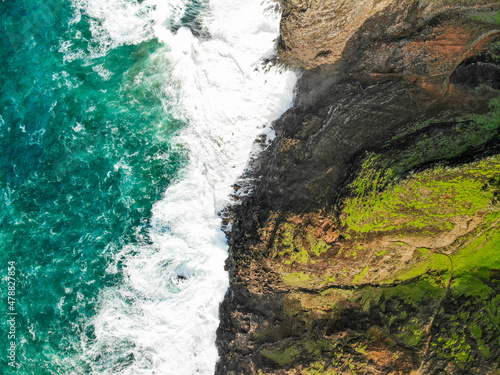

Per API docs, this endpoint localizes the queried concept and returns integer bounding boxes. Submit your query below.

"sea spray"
[79,0,296,373]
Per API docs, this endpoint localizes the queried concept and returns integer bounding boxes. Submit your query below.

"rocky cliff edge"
[217,1,500,374]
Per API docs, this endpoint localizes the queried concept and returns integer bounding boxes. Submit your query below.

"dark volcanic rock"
[216,2,500,375]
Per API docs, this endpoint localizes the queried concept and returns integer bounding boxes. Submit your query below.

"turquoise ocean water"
[1,1,193,372]
[1,0,296,373]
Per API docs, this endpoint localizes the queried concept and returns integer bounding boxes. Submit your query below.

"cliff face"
[217,1,500,374]
[278,0,500,69]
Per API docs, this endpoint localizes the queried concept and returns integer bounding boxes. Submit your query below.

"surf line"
[81,1,297,374]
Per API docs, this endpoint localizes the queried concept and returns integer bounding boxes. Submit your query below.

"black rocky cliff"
[217,1,500,374]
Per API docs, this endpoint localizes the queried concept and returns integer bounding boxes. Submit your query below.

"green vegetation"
[260,345,303,367]
[349,154,395,199]
[428,288,500,367]
[343,156,499,235]
[303,362,339,375]
[484,174,500,204]
[282,272,314,288]
[262,95,500,374]
[353,265,370,283]
[357,276,445,311]
[473,10,500,25]
[260,339,335,368]
[341,143,500,371]
[351,96,500,202]
[273,221,330,265]
[422,0,500,9]
[397,211,500,282]
[352,269,500,369]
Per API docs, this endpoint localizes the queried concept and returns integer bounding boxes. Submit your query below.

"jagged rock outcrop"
[278,0,500,69]
[216,1,500,374]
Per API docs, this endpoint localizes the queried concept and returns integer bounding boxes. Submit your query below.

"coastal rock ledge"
[216,1,500,374]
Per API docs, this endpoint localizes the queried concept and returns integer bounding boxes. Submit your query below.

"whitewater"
[74,0,297,373]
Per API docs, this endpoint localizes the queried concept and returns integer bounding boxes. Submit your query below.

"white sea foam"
[77,0,297,374]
